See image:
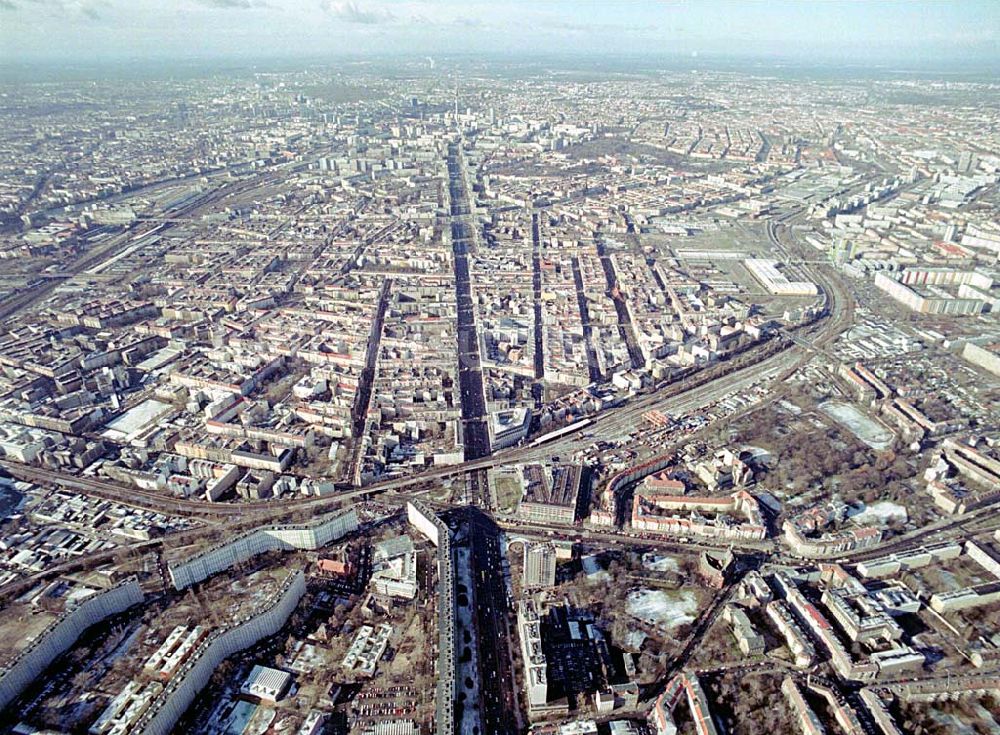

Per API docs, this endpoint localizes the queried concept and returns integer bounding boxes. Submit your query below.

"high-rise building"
[832,237,855,265]
[523,542,557,589]
[958,150,976,173]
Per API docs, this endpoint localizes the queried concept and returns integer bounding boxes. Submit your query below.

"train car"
[527,418,593,448]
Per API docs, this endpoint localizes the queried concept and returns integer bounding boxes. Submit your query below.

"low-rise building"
[859,688,904,735]
[240,665,292,703]
[930,581,1000,613]
[821,589,902,643]
[517,598,549,712]
[342,623,393,676]
[371,535,418,600]
[490,407,531,450]
[517,464,585,525]
[782,677,825,735]
[650,671,719,735]
[632,489,766,542]
[722,605,765,656]
[766,600,815,668]
[782,520,881,559]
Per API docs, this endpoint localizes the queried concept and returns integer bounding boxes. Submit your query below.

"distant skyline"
[0,0,997,68]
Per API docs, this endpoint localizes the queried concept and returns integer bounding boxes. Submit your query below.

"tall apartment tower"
[523,542,557,589]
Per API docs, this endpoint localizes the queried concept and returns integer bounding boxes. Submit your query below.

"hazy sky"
[1,0,997,66]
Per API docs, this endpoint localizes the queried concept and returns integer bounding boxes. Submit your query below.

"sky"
[0,0,997,67]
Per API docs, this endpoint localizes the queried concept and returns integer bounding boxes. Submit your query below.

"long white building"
[766,600,815,668]
[782,520,881,558]
[168,508,358,590]
[744,258,818,297]
[0,579,144,712]
[517,598,549,709]
[407,500,441,546]
[406,501,455,735]
[134,570,306,735]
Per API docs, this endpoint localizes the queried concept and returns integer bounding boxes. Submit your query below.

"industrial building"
[516,464,585,525]
[744,258,818,297]
[240,665,292,703]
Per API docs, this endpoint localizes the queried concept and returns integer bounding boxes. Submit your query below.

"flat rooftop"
[522,464,583,508]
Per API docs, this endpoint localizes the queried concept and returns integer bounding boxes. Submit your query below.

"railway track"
[0,462,370,520]
[0,203,865,554]
[1,306,829,526]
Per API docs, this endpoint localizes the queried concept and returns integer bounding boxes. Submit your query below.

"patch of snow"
[970,704,1000,734]
[642,554,680,573]
[623,629,648,651]
[929,710,975,735]
[819,400,894,450]
[850,501,908,527]
[626,588,698,631]
[778,400,803,415]
[582,554,610,582]
[742,445,774,465]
